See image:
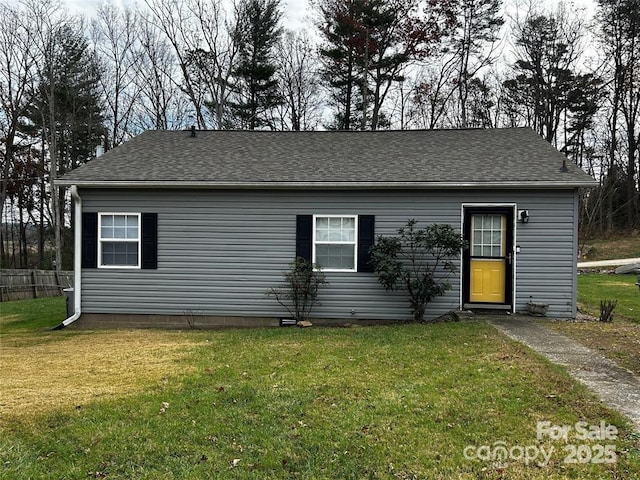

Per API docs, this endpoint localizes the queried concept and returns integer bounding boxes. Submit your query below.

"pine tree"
[28,23,105,269]
[318,0,366,130]
[318,0,454,130]
[231,0,283,130]
[448,0,503,128]
[31,25,105,174]
[502,8,589,146]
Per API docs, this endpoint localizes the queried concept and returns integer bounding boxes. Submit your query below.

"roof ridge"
[172,127,531,134]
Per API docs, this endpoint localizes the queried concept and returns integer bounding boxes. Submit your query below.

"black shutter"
[357,215,375,272]
[141,213,158,269]
[81,212,98,268]
[296,215,312,262]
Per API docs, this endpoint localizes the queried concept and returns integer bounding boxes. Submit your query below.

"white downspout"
[52,185,82,329]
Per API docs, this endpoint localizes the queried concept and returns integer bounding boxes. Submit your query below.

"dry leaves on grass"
[544,319,640,374]
[0,330,203,422]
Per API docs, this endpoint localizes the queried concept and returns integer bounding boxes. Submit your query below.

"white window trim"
[312,214,358,272]
[98,212,142,269]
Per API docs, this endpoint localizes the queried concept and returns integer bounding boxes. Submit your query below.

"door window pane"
[471,214,504,258]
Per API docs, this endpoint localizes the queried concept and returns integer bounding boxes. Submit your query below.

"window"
[98,213,141,268]
[313,215,357,271]
[296,214,374,273]
[471,214,504,257]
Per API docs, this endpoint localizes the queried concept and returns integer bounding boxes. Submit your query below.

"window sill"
[98,265,141,269]
[316,268,357,273]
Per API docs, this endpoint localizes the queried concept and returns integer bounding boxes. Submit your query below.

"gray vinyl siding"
[80,188,579,321]
[512,189,578,317]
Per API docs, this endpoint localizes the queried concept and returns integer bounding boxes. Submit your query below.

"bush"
[599,299,617,322]
[370,219,465,322]
[266,257,328,323]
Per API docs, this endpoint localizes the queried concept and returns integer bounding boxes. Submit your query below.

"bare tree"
[275,30,323,130]
[144,0,241,129]
[188,0,241,129]
[0,2,39,222]
[597,0,640,228]
[91,4,142,147]
[134,14,190,130]
[144,0,207,128]
[407,56,459,129]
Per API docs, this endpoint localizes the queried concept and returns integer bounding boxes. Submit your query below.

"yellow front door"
[469,214,507,303]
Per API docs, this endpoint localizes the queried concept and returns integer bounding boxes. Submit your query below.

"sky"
[62,0,597,23]
[63,0,312,30]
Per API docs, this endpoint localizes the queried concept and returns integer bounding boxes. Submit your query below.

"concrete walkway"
[577,257,640,268]
[490,316,640,431]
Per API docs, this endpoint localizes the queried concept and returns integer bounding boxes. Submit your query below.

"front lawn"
[576,273,640,323]
[543,273,640,376]
[1,299,638,478]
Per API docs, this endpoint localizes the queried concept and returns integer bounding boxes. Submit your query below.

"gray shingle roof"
[57,127,596,188]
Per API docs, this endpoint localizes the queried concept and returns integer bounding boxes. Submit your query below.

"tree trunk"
[628,131,638,227]
[344,48,353,130]
[18,200,27,267]
[45,78,62,272]
[412,302,425,323]
[0,222,5,268]
[360,28,369,131]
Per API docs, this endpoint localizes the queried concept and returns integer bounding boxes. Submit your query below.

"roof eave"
[55,179,597,189]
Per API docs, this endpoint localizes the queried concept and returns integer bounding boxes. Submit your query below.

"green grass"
[543,273,640,375]
[0,296,66,330]
[1,300,639,479]
[577,273,640,323]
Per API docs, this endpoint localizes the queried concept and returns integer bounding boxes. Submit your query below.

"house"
[56,127,596,328]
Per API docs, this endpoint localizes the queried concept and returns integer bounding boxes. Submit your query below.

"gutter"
[52,185,82,330]
[54,179,598,189]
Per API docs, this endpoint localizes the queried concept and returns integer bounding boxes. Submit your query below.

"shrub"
[599,299,617,322]
[370,219,465,322]
[266,257,328,323]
